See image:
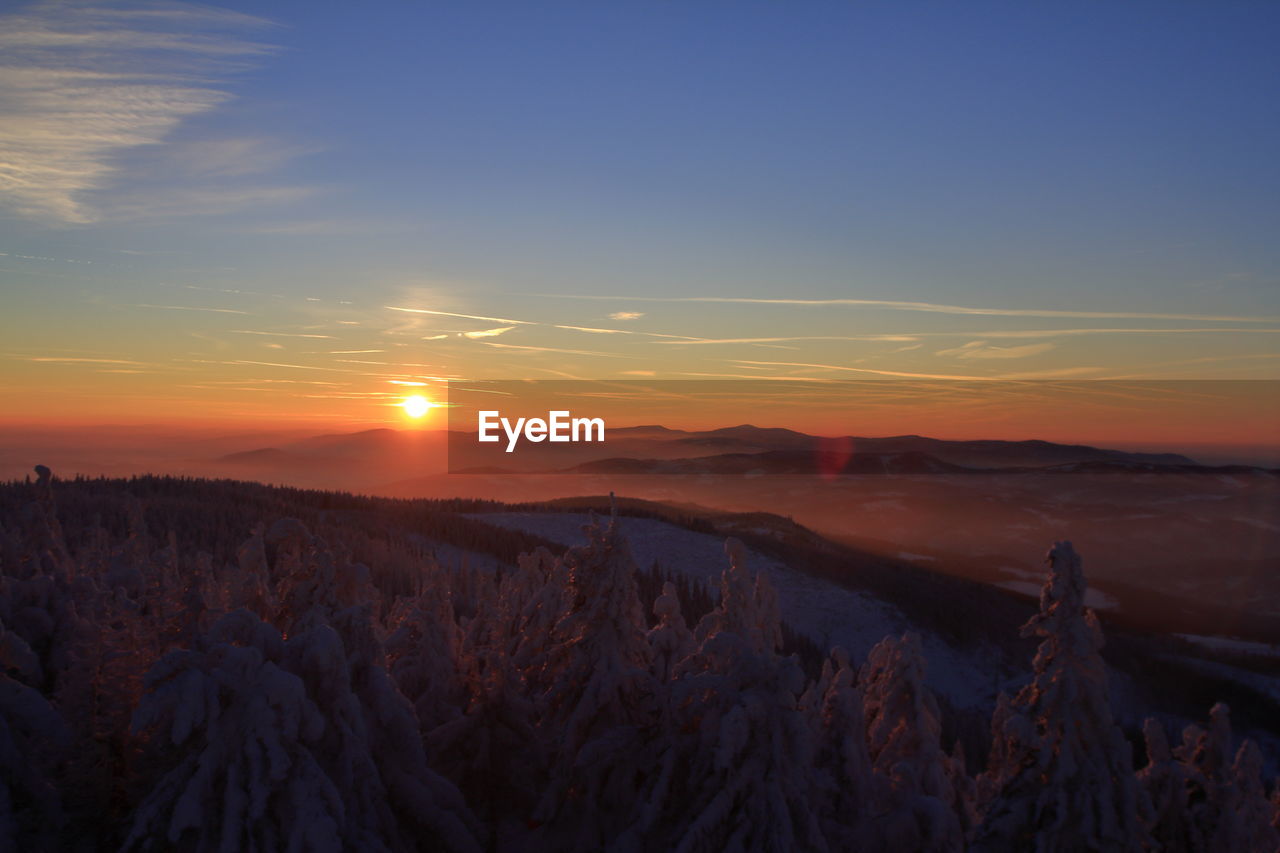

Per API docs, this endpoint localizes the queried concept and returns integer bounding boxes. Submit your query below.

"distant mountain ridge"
[209,422,1223,486]
[559,451,1273,477]
[611,424,1198,466]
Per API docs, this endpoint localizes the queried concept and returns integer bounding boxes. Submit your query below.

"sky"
[1,0,1278,438]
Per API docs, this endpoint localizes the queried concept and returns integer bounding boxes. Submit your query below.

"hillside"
[1,471,1277,850]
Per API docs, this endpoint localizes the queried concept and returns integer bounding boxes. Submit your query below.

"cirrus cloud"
[934,341,1057,359]
[0,1,279,224]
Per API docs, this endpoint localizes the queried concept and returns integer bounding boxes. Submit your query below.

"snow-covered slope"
[474,511,998,709]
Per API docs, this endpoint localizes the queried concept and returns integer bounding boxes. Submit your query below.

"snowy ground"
[472,511,998,710]
[995,579,1118,611]
[1175,634,1280,657]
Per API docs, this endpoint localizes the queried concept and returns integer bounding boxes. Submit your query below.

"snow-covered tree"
[803,646,874,850]
[0,617,66,851]
[625,539,826,853]
[1174,703,1278,852]
[694,538,781,656]
[647,581,694,683]
[1137,717,1193,853]
[123,609,344,852]
[974,541,1144,852]
[860,632,963,852]
[528,514,659,851]
[289,606,481,852]
[385,576,467,735]
[1222,739,1278,852]
[507,546,571,690]
[428,650,544,837]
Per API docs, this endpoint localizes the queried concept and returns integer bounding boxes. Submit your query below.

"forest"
[1,466,1277,852]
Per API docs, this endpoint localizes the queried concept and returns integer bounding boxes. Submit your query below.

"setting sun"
[401,395,433,418]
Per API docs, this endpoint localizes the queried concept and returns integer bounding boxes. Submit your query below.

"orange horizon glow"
[1,379,1277,452]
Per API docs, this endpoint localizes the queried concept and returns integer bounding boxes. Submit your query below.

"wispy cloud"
[654,335,919,345]
[935,341,1057,360]
[106,185,314,221]
[0,1,279,224]
[481,342,634,358]
[543,294,1280,324]
[24,356,144,364]
[230,330,335,339]
[385,306,534,325]
[136,303,250,314]
[1000,367,1110,379]
[462,326,516,339]
[164,137,317,179]
[946,327,1280,339]
[228,359,330,371]
[608,311,645,321]
[728,360,992,381]
[553,324,628,334]
[553,324,702,340]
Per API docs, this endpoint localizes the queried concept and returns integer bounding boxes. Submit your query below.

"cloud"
[135,303,250,314]
[0,1,279,224]
[553,324,628,334]
[481,342,634,358]
[462,326,516,339]
[654,335,919,345]
[728,360,991,380]
[935,341,1056,359]
[608,312,645,321]
[946,327,1280,339]
[229,330,334,339]
[385,306,534,325]
[24,356,144,364]
[105,185,315,221]
[1000,367,1110,379]
[164,137,318,179]
[228,359,330,371]
[542,294,1280,324]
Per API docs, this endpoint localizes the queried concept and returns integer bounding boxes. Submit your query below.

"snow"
[1175,634,1280,657]
[473,512,997,709]
[994,580,1118,611]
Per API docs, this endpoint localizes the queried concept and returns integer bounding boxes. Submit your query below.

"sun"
[400,394,433,418]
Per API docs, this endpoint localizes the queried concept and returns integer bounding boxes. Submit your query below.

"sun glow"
[400,395,433,418]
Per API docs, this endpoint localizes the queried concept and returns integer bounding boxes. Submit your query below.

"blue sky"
[1,1,1278,424]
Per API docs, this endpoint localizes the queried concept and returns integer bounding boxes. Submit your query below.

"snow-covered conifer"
[805,646,873,849]
[860,632,963,853]
[694,538,781,656]
[1136,717,1192,853]
[528,514,659,851]
[1223,740,1279,852]
[627,540,825,853]
[385,579,467,735]
[647,581,694,682]
[124,609,344,852]
[289,607,481,852]
[974,541,1143,852]
[0,617,66,851]
[1175,703,1279,852]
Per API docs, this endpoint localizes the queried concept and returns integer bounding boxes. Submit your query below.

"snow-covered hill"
[475,511,1000,710]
